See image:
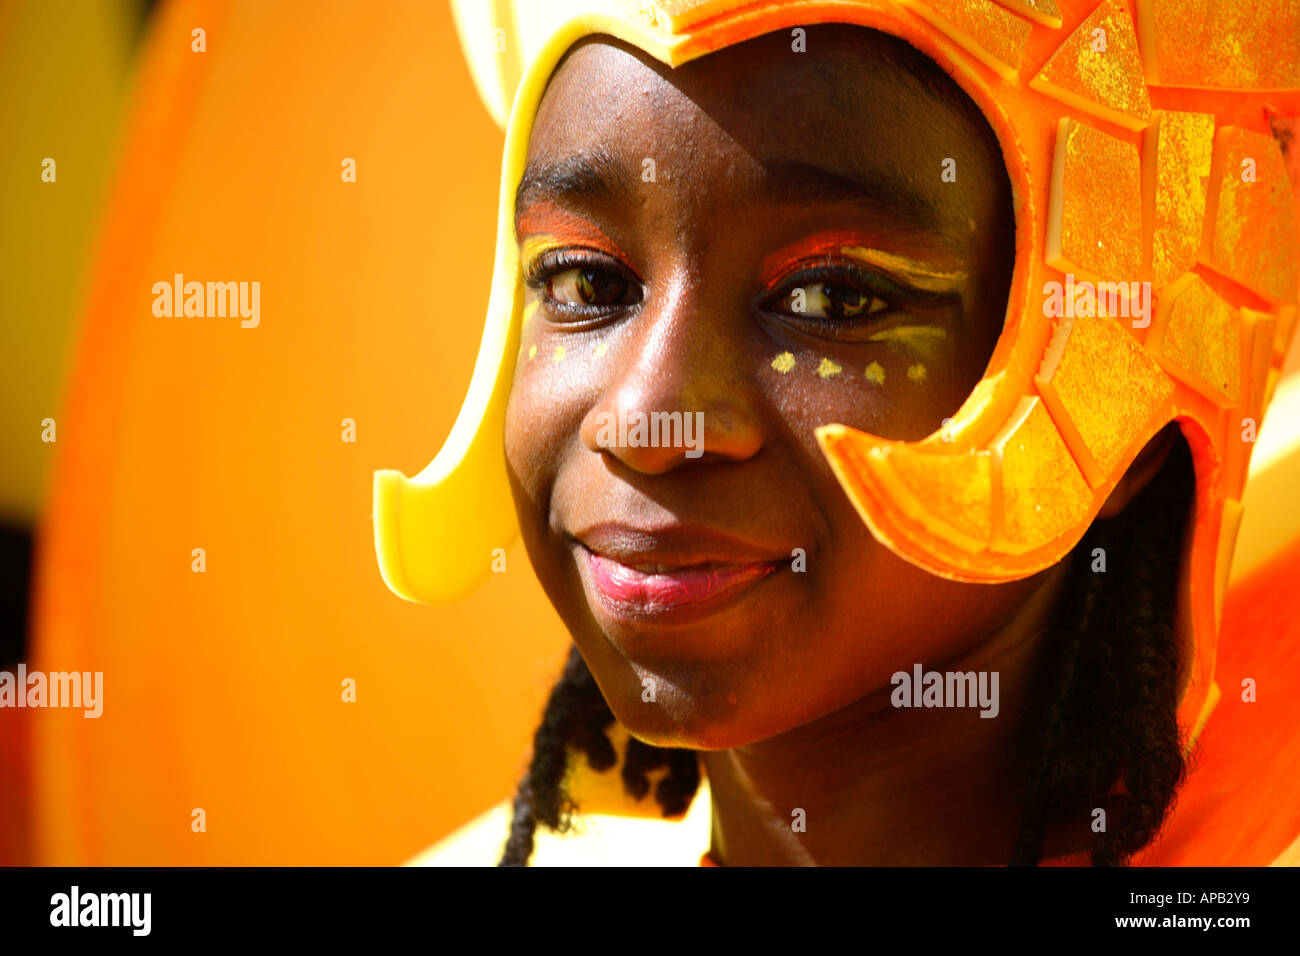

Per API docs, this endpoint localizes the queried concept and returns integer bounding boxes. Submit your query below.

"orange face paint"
[515,205,633,275]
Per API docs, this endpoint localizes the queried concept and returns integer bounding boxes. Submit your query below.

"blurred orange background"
[1,0,573,864]
[4,0,1300,868]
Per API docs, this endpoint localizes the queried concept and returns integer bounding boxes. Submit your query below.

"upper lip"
[571,522,789,568]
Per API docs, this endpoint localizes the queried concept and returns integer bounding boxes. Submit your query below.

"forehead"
[540,27,948,114]
[522,27,1002,234]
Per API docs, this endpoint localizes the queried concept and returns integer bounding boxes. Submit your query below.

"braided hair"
[498,424,1196,866]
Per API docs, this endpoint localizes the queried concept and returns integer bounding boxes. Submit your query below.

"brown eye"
[823,283,884,318]
[547,267,630,307]
[780,282,889,319]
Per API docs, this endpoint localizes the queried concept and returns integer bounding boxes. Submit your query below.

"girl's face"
[505,26,1046,749]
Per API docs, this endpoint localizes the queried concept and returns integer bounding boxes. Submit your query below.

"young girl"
[376,0,1300,865]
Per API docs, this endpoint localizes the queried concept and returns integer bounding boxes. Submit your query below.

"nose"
[579,279,764,474]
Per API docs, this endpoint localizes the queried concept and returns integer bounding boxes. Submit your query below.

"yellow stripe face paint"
[866,325,948,361]
[839,246,969,293]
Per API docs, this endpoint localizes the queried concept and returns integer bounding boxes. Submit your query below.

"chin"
[597,656,794,752]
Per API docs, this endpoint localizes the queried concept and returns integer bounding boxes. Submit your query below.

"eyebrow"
[742,159,948,233]
[515,151,953,237]
[515,148,633,220]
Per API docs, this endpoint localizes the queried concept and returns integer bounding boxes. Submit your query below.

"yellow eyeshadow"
[839,246,967,293]
[771,351,796,373]
[593,342,608,357]
[521,236,564,264]
[527,344,537,360]
[552,346,566,363]
[907,363,928,383]
[864,361,886,385]
[817,357,842,378]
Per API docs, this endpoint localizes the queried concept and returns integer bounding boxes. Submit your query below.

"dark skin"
[504,26,1174,865]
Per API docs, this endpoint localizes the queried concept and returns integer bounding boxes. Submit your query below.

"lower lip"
[578,546,778,618]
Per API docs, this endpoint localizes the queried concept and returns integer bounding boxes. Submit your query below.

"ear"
[1096,424,1179,520]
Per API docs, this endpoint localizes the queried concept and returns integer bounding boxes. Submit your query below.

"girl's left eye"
[776,281,891,320]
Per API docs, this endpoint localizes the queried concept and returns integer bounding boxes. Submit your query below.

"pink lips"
[582,547,777,615]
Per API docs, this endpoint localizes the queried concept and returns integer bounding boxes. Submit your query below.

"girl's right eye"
[522,247,643,320]
[546,267,634,308]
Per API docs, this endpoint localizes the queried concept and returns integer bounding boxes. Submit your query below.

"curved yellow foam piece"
[372,274,525,603]
[373,12,669,604]
[371,84,531,603]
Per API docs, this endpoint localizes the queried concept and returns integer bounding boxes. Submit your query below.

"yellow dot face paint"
[817,357,842,378]
[527,344,537,360]
[864,361,886,385]
[593,342,608,357]
[552,346,566,363]
[771,351,796,373]
[907,363,928,383]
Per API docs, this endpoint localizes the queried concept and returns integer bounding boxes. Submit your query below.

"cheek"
[706,367,1022,723]
[504,349,586,617]
[710,519,1035,747]
[758,338,971,449]
[503,368,548,500]
[504,320,598,490]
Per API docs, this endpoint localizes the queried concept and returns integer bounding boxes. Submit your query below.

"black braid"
[1009,537,1098,865]
[502,428,1195,866]
[620,736,698,816]
[497,644,617,866]
[1086,428,1192,865]
[497,642,699,865]
[1013,424,1193,865]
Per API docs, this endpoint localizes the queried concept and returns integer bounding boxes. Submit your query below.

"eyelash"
[761,260,911,329]
[521,249,938,333]
[523,249,641,320]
